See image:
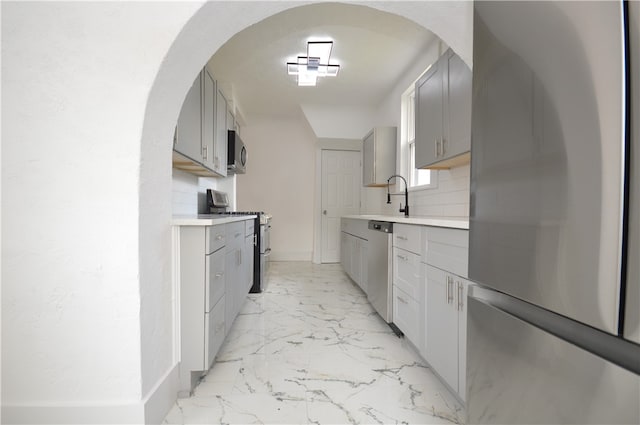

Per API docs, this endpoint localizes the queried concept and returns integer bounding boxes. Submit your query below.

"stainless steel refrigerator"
[467,1,640,423]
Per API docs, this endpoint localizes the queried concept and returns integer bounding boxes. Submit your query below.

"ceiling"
[206,2,437,123]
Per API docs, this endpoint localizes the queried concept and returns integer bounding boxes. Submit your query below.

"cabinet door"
[244,235,254,293]
[340,232,349,272]
[360,240,368,295]
[415,61,443,169]
[445,51,472,159]
[425,265,458,392]
[225,248,238,334]
[175,72,202,161]
[201,70,216,170]
[393,247,421,299]
[205,248,225,312]
[351,237,361,285]
[204,295,226,369]
[456,278,468,401]
[214,88,228,177]
[393,285,421,345]
[362,131,375,186]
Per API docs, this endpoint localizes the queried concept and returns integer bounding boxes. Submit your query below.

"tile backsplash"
[380,164,470,217]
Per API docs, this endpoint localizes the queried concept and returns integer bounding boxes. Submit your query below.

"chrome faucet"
[387,174,409,217]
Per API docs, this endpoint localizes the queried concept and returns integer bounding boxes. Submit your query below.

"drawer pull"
[396,235,408,241]
[397,296,408,304]
[397,254,408,261]
[215,272,224,278]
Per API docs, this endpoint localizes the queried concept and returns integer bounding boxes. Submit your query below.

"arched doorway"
[137,1,472,421]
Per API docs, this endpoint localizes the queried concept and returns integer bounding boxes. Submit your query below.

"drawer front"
[425,227,469,277]
[393,223,421,254]
[225,221,244,251]
[205,248,225,312]
[393,247,422,300]
[206,225,226,254]
[393,285,421,346]
[245,218,255,236]
[204,295,226,369]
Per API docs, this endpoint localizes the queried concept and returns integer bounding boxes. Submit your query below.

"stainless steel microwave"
[227,130,247,174]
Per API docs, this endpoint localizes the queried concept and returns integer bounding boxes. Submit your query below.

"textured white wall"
[2,2,201,423]
[236,117,317,261]
[3,1,472,423]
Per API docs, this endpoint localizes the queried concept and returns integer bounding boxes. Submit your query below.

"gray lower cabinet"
[415,48,471,169]
[340,218,369,294]
[176,224,226,396]
[175,219,253,397]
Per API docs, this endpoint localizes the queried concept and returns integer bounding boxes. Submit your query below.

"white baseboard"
[142,363,180,424]
[1,402,144,424]
[2,364,180,425]
[269,251,312,262]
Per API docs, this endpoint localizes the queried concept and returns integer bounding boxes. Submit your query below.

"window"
[404,88,434,188]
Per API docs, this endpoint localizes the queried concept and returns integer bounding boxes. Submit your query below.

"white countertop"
[342,214,469,230]
[172,214,257,226]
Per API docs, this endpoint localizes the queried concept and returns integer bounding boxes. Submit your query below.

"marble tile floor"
[163,261,464,424]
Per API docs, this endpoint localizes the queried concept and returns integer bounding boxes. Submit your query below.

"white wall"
[2,1,472,423]
[2,2,201,423]
[301,104,376,139]
[237,116,317,261]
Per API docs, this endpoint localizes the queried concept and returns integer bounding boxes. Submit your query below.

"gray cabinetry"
[173,68,229,177]
[174,72,202,162]
[422,226,469,401]
[214,88,228,177]
[362,127,397,187]
[392,224,423,350]
[415,49,471,169]
[201,69,216,170]
[176,224,226,396]
[340,218,369,293]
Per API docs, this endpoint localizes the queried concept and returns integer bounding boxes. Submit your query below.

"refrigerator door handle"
[469,285,640,375]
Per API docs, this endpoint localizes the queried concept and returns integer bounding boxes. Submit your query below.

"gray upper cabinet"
[214,88,228,177]
[173,68,229,177]
[201,69,216,171]
[362,126,397,187]
[415,49,471,169]
[175,72,203,162]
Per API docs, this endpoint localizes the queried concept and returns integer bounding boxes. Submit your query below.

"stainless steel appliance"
[367,220,393,323]
[256,213,271,293]
[467,2,640,423]
[205,189,270,293]
[227,130,246,174]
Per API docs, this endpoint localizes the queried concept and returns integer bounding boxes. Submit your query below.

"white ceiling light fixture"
[287,41,340,87]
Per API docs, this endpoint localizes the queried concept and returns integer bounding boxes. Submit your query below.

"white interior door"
[321,150,361,263]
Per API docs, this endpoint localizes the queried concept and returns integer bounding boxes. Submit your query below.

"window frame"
[403,86,436,191]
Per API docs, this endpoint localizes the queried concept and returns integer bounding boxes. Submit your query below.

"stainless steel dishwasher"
[367,220,393,323]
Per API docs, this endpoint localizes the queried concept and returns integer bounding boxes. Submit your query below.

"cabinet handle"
[397,254,408,261]
[216,235,224,241]
[446,276,454,304]
[445,276,449,303]
[235,232,241,238]
[396,235,408,241]
[458,282,464,311]
[442,138,446,156]
[434,139,439,157]
[397,296,408,304]
[202,145,208,160]
[215,272,224,278]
